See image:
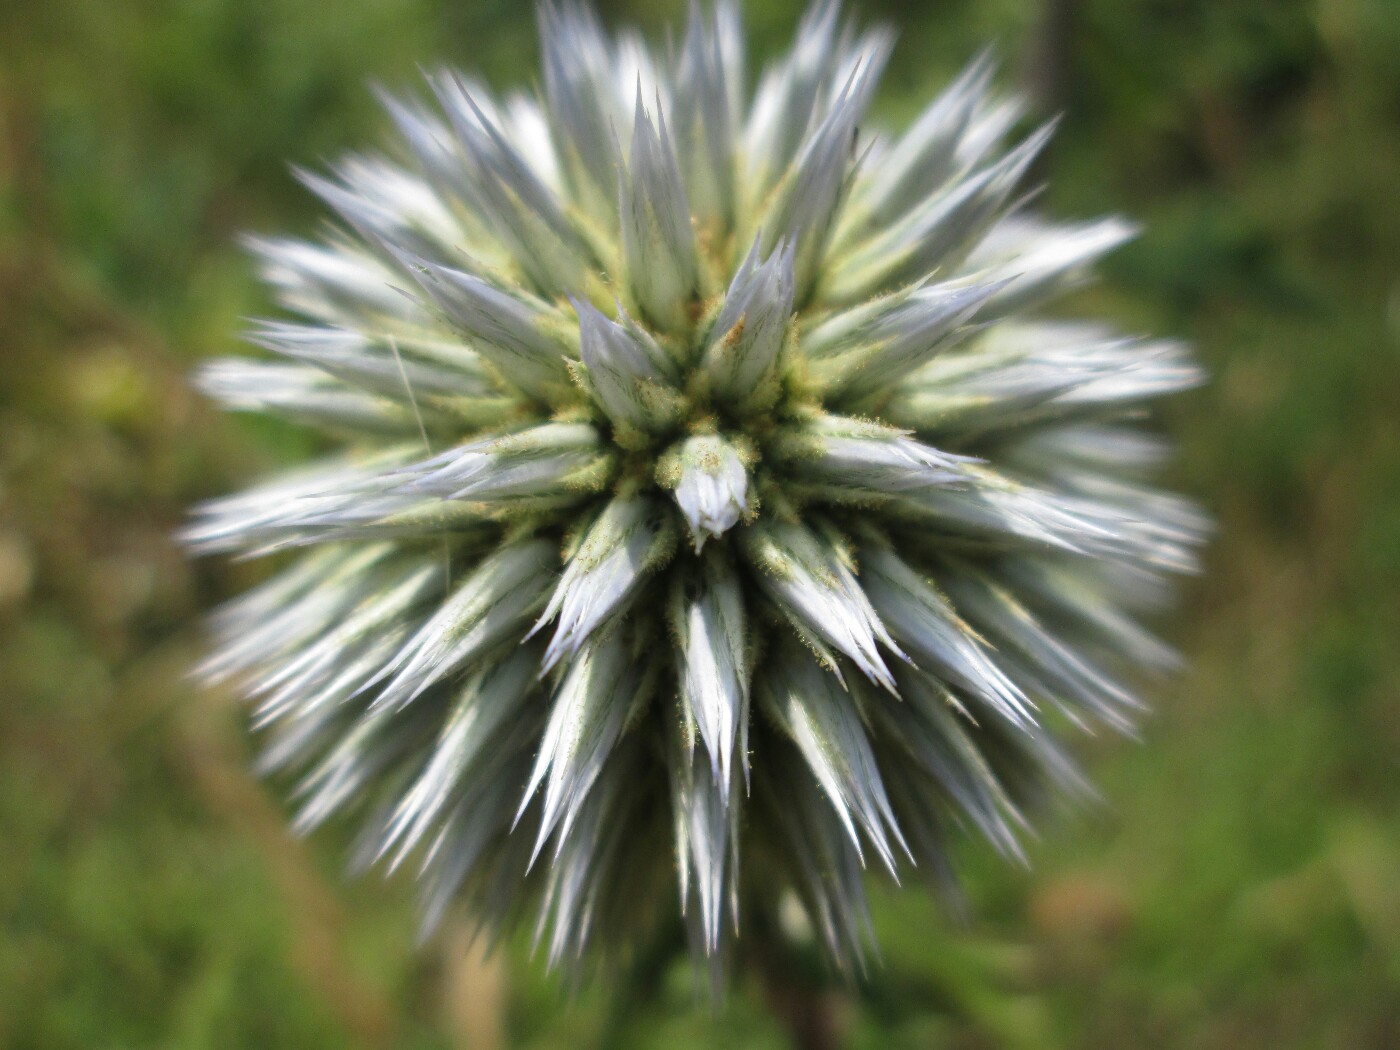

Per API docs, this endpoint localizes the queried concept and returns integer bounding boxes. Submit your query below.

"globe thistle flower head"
[189,0,1206,978]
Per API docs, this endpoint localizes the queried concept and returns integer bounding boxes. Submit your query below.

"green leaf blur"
[1,0,1397,1046]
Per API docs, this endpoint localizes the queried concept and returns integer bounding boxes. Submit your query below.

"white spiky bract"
[189,0,1205,977]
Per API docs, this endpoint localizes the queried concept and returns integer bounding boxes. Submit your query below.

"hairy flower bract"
[189,0,1206,976]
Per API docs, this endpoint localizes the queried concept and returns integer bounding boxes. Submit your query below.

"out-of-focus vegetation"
[1,0,1397,1046]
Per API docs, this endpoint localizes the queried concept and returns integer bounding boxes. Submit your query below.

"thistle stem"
[745,911,848,1050]
[754,950,845,1050]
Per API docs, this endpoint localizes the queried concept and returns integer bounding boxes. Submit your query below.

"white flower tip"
[668,434,751,550]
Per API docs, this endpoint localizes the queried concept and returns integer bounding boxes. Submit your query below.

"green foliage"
[2,0,1398,1046]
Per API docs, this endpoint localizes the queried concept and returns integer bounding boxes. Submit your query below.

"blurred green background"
[2,0,1398,1046]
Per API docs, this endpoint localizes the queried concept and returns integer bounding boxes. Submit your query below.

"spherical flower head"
[188,0,1206,977]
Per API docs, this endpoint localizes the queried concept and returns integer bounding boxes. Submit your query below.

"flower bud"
[660,433,752,551]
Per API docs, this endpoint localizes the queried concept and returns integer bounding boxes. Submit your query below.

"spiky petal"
[670,548,751,793]
[700,238,795,414]
[738,516,907,692]
[532,495,678,671]
[620,95,701,332]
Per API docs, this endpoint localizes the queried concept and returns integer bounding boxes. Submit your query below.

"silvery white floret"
[963,216,1140,320]
[759,641,908,873]
[296,160,465,263]
[197,359,421,436]
[531,495,677,671]
[738,515,907,692]
[672,2,744,231]
[390,251,578,404]
[246,236,414,325]
[670,547,751,795]
[670,739,741,961]
[758,58,883,300]
[877,666,1027,859]
[181,449,437,554]
[573,298,683,437]
[370,539,557,711]
[537,3,624,212]
[518,628,656,860]
[807,278,1008,403]
[743,0,889,194]
[401,422,609,505]
[856,538,1032,726]
[699,238,795,413]
[190,0,1206,983]
[620,95,701,332]
[827,123,1055,302]
[772,411,974,502]
[852,49,995,224]
[661,432,752,550]
[881,320,1202,439]
[380,644,543,867]
[428,71,596,296]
